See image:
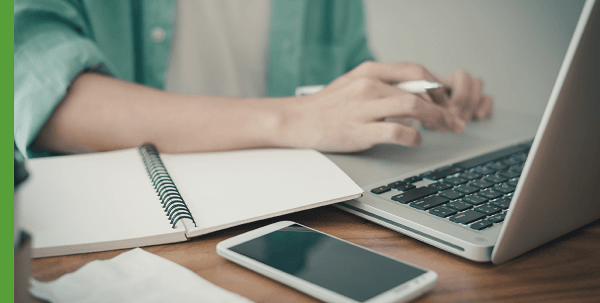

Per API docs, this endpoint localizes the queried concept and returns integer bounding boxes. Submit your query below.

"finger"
[442,71,471,117]
[373,95,466,133]
[347,79,463,133]
[353,61,443,86]
[362,122,423,146]
[474,95,494,120]
[337,77,396,100]
[417,92,435,104]
[355,83,424,120]
[359,84,432,118]
[352,77,431,103]
[351,61,452,106]
[426,86,449,106]
[464,77,483,120]
[369,79,442,106]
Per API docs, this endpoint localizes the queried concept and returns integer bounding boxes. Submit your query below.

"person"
[14,0,492,158]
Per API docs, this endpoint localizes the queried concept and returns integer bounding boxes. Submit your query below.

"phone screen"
[229,224,426,302]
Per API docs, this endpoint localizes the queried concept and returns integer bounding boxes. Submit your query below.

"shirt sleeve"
[14,0,116,157]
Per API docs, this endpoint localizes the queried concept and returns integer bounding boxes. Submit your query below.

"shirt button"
[151,27,166,43]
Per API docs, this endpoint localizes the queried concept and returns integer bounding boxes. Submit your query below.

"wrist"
[270,96,316,150]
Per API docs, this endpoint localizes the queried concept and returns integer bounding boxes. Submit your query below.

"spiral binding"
[139,144,197,229]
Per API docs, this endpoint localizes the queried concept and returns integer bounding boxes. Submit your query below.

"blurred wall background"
[364,0,585,118]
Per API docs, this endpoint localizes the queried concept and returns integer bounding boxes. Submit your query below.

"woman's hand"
[276,61,467,152]
[442,70,494,121]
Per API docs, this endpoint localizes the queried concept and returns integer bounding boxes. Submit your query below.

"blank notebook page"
[20,149,186,257]
[160,148,363,237]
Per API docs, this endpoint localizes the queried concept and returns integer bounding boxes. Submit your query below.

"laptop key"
[478,188,504,200]
[428,182,453,191]
[474,204,501,215]
[429,206,457,218]
[499,170,520,179]
[388,180,407,188]
[514,154,528,162]
[459,171,482,180]
[489,162,508,171]
[450,210,486,224]
[474,166,496,175]
[462,195,489,205]
[391,187,438,204]
[488,213,506,223]
[453,145,528,170]
[410,196,449,210]
[404,176,423,184]
[394,183,416,191]
[470,220,494,231]
[446,200,473,211]
[436,166,464,175]
[512,164,525,173]
[492,183,515,194]
[445,176,468,185]
[470,179,494,189]
[490,197,511,209]
[454,184,479,195]
[440,189,465,200]
[485,174,509,184]
[371,186,391,194]
[508,178,520,187]
[421,171,447,181]
[502,157,522,166]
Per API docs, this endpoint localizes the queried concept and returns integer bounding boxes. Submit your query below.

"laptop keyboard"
[369,142,531,231]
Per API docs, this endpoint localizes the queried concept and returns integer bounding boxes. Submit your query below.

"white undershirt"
[165,0,271,98]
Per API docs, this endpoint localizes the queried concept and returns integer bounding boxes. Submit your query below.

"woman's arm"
[34,73,285,154]
[35,62,471,154]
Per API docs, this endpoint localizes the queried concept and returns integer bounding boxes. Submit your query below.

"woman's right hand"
[277,61,467,153]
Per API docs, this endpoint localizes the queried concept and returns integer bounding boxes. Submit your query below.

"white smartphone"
[216,221,437,303]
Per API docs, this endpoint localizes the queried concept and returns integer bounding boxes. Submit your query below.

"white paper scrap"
[29,248,254,303]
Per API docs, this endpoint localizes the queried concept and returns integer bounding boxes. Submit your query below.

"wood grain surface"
[31,206,600,302]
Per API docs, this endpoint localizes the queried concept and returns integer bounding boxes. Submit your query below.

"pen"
[395,80,444,93]
[295,80,448,96]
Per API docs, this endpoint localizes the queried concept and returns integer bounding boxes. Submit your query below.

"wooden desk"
[31,206,600,302]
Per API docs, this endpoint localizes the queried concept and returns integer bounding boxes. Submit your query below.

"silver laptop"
[335,0,600,264]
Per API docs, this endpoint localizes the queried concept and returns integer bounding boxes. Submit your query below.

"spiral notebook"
[20,145,363,258]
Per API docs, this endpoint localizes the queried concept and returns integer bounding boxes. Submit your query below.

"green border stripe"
[4,1,14,301]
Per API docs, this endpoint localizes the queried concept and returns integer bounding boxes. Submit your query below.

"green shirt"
[14,0,374,157]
